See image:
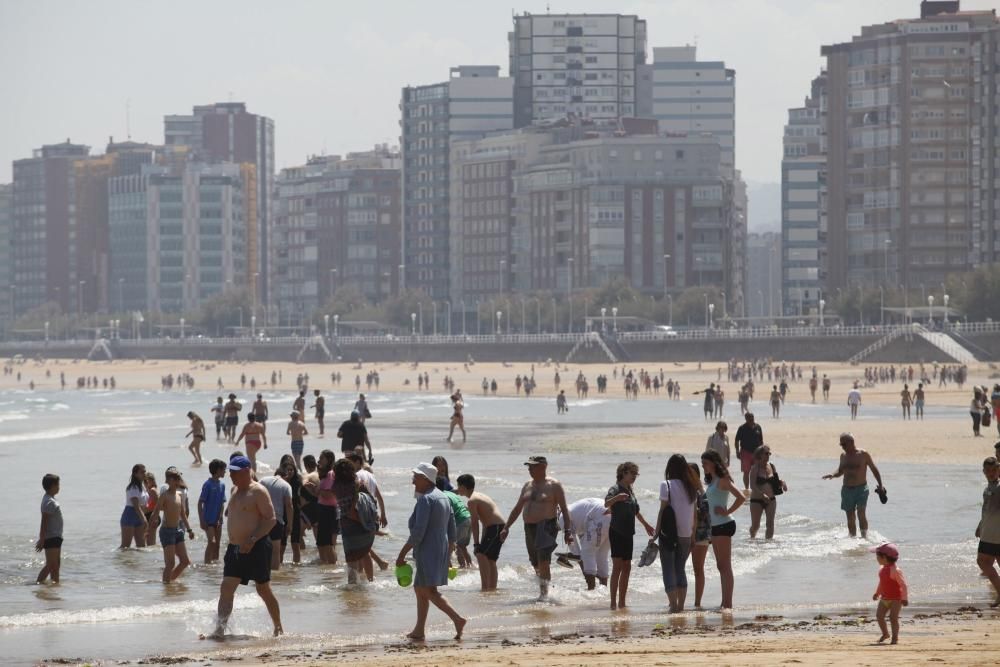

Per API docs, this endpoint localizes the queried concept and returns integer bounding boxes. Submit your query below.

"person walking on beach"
[211,397,225,441]
[900,385,912,420]
[156,467,194,583]
[556,390,568,415]
[355,393,370,424]
[395,462,467,641]
[235,414,267,472]
[447,390,466,443]
[693,383,716,420]
[871,542,908,644]
[338,410,372,460]
[822,433,885,538]
[456,474,506,592]
[656,455,698,613]
[769,385,781,419]
[286,411,308,471]
[914,383,926,419]
[251,394,268,432]
[706,421,730,467]
[847,383,862,420]
[971,388,987,437]
[314,449,340,565]
[734,412,763,490]
[198,460,226,564]
[223,394,241,443]
[311,389,325,436]
[700,450,745,610]
[120,464,149,549]
[500,456,573,600]
[293,390,306,417]
[36,474,63,584]
[209,455,282,639]
[605,462,654,610]
[185,412,205,465]
[976,456,1000,607]
[748,446,787,540]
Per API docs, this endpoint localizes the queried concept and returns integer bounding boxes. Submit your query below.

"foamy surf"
[0,596,262,628]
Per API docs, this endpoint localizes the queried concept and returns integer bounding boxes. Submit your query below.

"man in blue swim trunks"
[823,433,885,538]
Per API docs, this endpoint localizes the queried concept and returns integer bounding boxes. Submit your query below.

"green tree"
[195,288,252,336]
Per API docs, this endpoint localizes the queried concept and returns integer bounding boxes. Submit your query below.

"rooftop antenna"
[125,98,131,140]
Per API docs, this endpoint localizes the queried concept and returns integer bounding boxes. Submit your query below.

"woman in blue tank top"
[700,449,746,610]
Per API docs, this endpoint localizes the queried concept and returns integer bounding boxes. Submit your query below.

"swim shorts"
[43,537,63,549]
[455,519,471,547]
[740,449,755,475]
[223,539,272,585]
[268,520,287,547]
[291,440,304,456]
[120,506,145,528]
[840,484,870,512]
[225,416,238,427]
[609,529,633,560]
[159,526,185,546]
[978,540,1000,557]
[475,523,505,562]
[316,504,340,547]
[710,520,737,538]
[524,518,559,567]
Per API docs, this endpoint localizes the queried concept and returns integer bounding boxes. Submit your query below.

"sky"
[2,0,997,225]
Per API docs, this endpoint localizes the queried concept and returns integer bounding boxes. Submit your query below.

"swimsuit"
[841,483,870,512]
[523,518,559,567]
[223,539,272,585]
[291,440,304,456]
[159,526,185,546]
[475,523,505,562]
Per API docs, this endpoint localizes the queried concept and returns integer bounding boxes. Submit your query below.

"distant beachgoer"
[314,449,339,565]
[185,412,205,465]
[354,394,370,424]
[198,459,227,564]
[822,375,831,401]
[500,456,573,600]
[656,455,698,613]
[143,472,160,545]
[847,383,862,420]
[604,461,654,610]
[235,414,267,472]
[259,466,293,571]
[556,390,568,414]
[456,474,506,592]
[900,385,912,420]
[871,542,908,644]
[311,389,325,436]
[976,456,1000,607]
[769,385,781,419]
[914,383,926,419]
[156,467,194,583]
[337,411,371,460]
[971,388,986,437]
[991,385,1000,437]
[734,412,763,490]
[748,446,787,539]
[688,462,711,608]
[395,462,467,641]
[223,394,241,443]
[293,391,306,417]
[252,394,268,431]
[120,464,149,549]
[208,455,282,639]
[286,411,308,470]
[36,474,63,584]
[693,383,716,420]
[809,376,818,402]
[211,397,225,440]
[700,449,745,610]
[822,432,885,538]
[447,390,466,443]
[706,421,730,468]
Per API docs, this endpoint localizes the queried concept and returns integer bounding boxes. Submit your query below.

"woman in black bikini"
[748,446,788,540]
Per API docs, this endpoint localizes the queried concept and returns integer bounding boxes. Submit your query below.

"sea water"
[0,386,991,665]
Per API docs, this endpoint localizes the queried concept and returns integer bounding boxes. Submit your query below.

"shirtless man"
[186,412,206,465]
[456,474,505,591]
[235,414,268,472]
[251,394,269,432]
[157,467,195,583]
[286,411,308,471]
[500,456,573,599]
[293,391,306,417]
[822,433,885,538]
[447,390,466,444]
[223,394,242,443]
[311,389,325,436]
[209,456,282,638]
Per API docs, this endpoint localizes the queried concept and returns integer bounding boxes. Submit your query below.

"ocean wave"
[0,419,143,444]
[372,443,433,455]
[0,596,261,628]
[0,412,29,423]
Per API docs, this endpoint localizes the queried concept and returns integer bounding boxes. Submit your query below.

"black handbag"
[770,465,784,496]
[659,484,680,550]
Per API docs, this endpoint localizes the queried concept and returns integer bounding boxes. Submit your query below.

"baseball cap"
[524,455,548,466]
[412,462,438,483]
[228,456,252,471]
[870,542,899,559]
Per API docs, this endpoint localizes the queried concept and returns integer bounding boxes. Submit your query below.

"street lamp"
[535,298,541,334]
[476,300,481,336]
[180,317,186,340]
[398,264,405,294]
[721,290,727,322]
[333,314,339,338]
[78,280,86,317]
[446,300,452,336]
[662,254,671,298]
[251,314,256,339]
[418,303,423,335]
[520,298,526,333]
[432,301,438,336]
[667,294,673,327]
[819,299,826,327]
[567,257,574,334]
[328,268,338,298]
[411,312,416,336]
[496,310,503,335]
[601,307,607,333]
[708,303,715,331]
[612,306,618,333]
[928,295,934,324]
[943,293,950,324]
[324,314,330,338]
[703,293,709,328]
[460,299,467,336]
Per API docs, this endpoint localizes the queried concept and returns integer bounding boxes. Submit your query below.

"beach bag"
[770,465,784,496]
[983,409,992,428]
[659,484,680,550]
[355,490,379,533]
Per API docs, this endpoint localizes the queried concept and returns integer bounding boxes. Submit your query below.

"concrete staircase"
[847,326,913,364]
[566,333,618,364]
[918,330,979,364]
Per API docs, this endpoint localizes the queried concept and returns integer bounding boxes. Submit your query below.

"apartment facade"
[400,66,513,299]
[509,13,647,127]
[273,147,402,319]
[821,1,1000,290]
[781,74,828,317]
[0,184,11,332]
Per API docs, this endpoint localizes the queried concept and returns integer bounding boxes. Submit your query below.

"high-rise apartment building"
[164,103,273,307]
[509,13,647,127]
[819,1,1000,290]
[781,74,828,317]
[11,141,91,316]
[0,184,11,332]
[650,46,736,177]
[746,232,783,322]
[273,147,402,319]
[400,66,513,299]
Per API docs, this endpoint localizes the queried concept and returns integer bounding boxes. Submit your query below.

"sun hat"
[412,462,438,484]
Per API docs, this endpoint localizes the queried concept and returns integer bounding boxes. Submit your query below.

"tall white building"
[509,13,647,127]
[650,46,736,177]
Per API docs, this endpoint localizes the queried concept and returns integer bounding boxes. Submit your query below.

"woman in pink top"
[315,449,339,565]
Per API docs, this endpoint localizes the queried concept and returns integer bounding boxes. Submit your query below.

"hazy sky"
[2,0,996,190]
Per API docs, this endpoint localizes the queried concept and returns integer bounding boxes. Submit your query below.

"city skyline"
[3,0,998,231]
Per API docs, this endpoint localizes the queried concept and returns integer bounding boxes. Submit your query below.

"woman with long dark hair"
[432,456,453,491]
[655,454,698,612]
[279,454,303,563]
[333,458,376,582]
[120,464,149,549]
[700,449,745,609]
[315,450,339,565]
[605,461,654,610]
[688,462,712,608]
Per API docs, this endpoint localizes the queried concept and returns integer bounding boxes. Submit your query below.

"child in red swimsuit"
[871,542,909,644]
